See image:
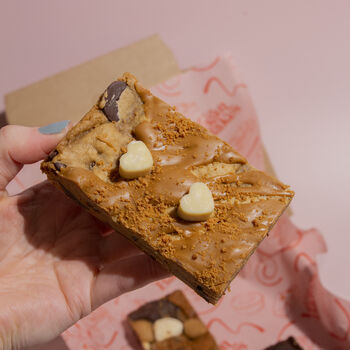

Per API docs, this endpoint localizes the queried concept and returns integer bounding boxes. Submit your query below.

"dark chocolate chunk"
[89,161,96,170]
[54,162,67,171]
[128,299,181,322]
[101,81,127,122]
[167,290,197,319]
[48,150,58,160]
[264,337,303,350]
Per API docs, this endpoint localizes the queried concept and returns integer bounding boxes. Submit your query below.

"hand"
[0,123,167,350]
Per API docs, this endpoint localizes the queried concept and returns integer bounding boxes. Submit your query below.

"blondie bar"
[41,73,294,303]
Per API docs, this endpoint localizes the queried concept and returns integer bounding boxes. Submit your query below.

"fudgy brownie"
[41,73,294,303]
[128,290,219,349]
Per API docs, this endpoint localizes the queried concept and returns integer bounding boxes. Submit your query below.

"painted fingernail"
[39,120,70,135]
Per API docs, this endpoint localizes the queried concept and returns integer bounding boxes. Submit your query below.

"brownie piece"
[264,337,303,349]
[41,73,294,303]
[128,290,219,350]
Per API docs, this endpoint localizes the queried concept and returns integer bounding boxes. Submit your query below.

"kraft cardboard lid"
[5,35,181,127]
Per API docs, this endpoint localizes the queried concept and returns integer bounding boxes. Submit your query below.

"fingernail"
[39,120,70,135]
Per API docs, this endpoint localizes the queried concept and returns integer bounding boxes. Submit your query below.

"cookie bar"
[264,337,303,350]
[41,73,294,303]
[127,290,219,350]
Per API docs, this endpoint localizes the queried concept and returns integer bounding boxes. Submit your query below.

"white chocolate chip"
[142,342,151,350]
[177,182,214,221]
[119,140,153,179]
[154,317,184,342]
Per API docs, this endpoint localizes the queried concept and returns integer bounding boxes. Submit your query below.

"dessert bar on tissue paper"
[41,73,294,303]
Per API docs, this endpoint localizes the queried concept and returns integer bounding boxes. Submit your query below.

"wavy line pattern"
[154,86,181,97]
[220,341,248,350]
[231,292,265,314]
[203,77,247,96]
[161,76,181,89]
[277,321,296,341]
[192,56,220,72]
[255,257,283,287]
[294,252,316,272]
[103,331,119,348]
[207,318,265,334]
[153,76,182,97]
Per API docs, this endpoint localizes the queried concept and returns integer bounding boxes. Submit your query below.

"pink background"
[1,0,350,347]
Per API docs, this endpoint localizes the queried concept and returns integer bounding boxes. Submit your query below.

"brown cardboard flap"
[5,35,180,127]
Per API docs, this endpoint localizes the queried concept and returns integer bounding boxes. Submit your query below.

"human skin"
[0,125,167,350]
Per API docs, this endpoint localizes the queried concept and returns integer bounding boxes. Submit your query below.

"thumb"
[0,121,70,192]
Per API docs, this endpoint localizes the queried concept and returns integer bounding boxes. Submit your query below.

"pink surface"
[1,1,349,301]
[1,1,350,347]
[7,56,350,349]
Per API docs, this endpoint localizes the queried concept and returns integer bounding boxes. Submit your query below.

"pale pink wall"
[1,0,349,301]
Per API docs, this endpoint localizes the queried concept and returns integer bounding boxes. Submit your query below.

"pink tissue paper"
[7,55,350,350]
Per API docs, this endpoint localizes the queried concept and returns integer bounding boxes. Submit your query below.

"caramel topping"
[44,73,294,297]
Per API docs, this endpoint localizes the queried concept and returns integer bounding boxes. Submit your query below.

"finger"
[0,121,70,191]
[92,254,170,309]
[98,232,143,263]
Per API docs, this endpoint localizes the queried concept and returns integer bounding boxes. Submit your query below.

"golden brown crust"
[41,73,294,304]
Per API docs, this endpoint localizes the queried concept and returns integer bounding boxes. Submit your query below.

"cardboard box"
[5,35,180,127]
